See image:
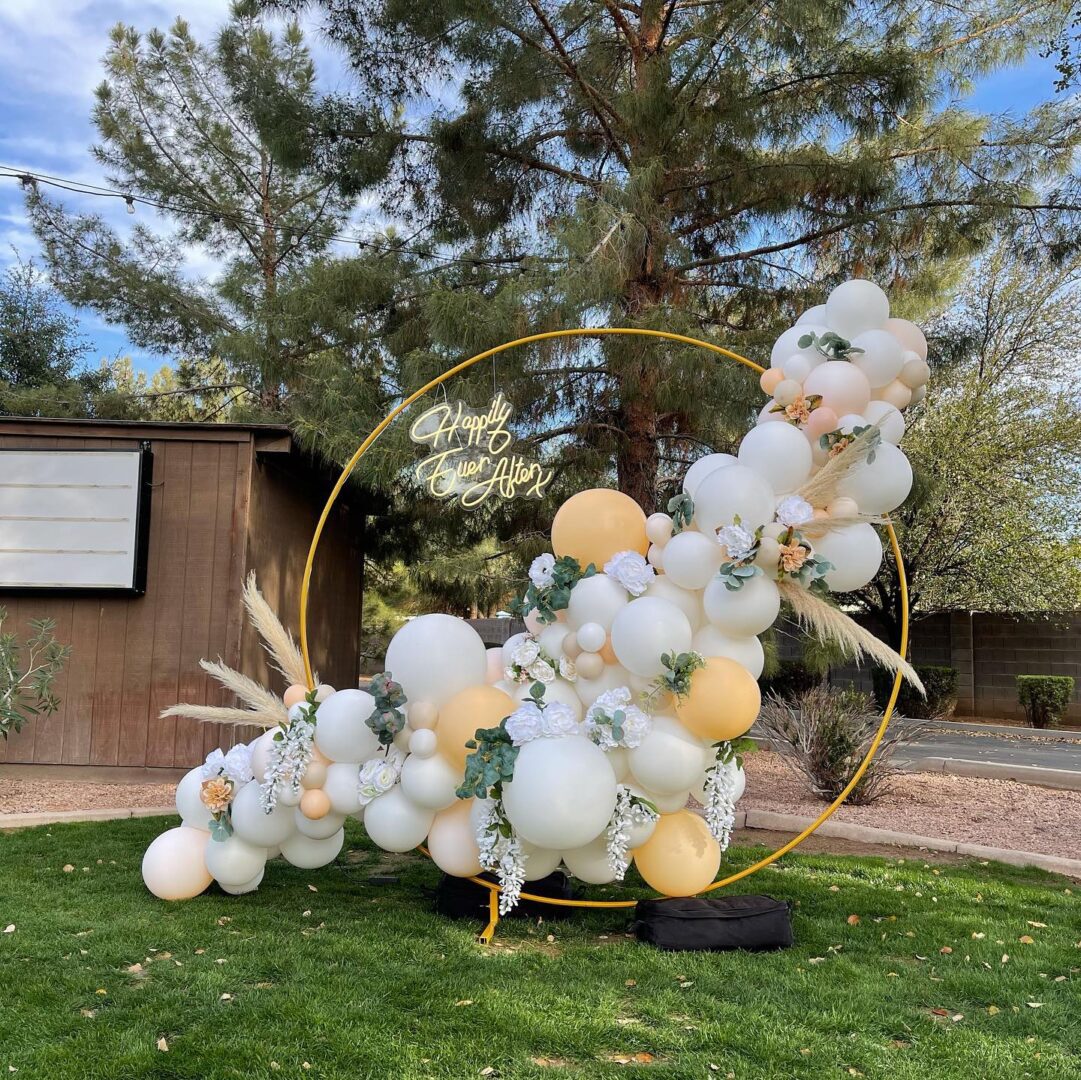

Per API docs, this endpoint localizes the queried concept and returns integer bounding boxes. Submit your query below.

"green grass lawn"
[0,817,1078,1080]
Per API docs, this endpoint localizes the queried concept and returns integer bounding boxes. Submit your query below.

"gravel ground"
[742,752,1081,860]
[0,779,174,815]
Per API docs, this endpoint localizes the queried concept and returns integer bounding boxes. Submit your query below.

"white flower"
[529,553,556,588]
[542,701,580,738]
[558,655,577,682]
[357,748,404,805]
[222,743,254,784]
[703,758,739,851]
[717,522,756,562]
[513,638,541,667]
[504,665,521,684]
[527,657,556,684]
[201,748,226,780]
[585,687,653,749]
[604,550,655,597]
[775,494,814,528]
[475,800,526,914]
[259,718,315,812]
[505,702,545,745]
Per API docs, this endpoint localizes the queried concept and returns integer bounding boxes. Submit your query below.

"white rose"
[603,551,655,597]
[541,702,580,738]
[505,702,545,745]
[527,658,556,684]
[201,748,226,780]
[717,523,756,562]
[357,753,403,803]
[513,639,541,667]
[529,553,556,588]
[585,687,651,748]
[775,494,813,528]
[222,743,254,784]
[558,656,577,682]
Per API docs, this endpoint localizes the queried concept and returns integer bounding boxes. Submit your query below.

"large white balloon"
[814,523,884,592]
[295,808,347,840]
[230,780,297,848]
[312,689,379,763]
[862,400,905,445]
[627,782,691,814]
[219,869,264,896]
[142,826,212,900]
[643,576,704,631]
[682,453,736,498]
[384,614,488,707]
[501,632,529,667]
[737,422,813,494]
[538,623,570,659]
[703,574,780,636]
[837,441,913,514]
[661,530,722,591]
[280,828,344,869]
[803,361,871,417]
[628,716,709,795]
[692,625,764,678]
[770,324,828,369]
[610,597,693,678]
[323,762,363,816]
[400,752,462,811]
[825,279,889,338]
[796,304,827,326]
[850,329,904,389]
[520,840,564,881]
[693,464,776,535]
[363,786,435,853]
[175,766,208,828]
[249,729,277,783]
[204,834,267,887]
[566,573,630,630]
[562,835,618,885]
[574,661,635,709]
[503,736,617,850]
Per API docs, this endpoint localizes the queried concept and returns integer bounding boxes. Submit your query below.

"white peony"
[513,638,541,667]
[222,742,254,784]
[201,748,226,780]
[558,655,578,682]
[505,702,545,745]
[357,749,404,804]
[775,494,814,528]
[542,701,581,738]
[585,687,653,749]
[716,522,756,562]
[529,553,557,589]
[527,657,556,684]
[603,551,655,597]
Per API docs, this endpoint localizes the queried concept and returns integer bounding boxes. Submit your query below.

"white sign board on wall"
[0,448,152,594]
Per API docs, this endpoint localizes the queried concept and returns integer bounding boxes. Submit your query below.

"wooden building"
[0,417,364,780]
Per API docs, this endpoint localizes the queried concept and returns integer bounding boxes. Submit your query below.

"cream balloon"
[837,441,913,514]
[899,354,930,388]
[574,661,634,709]
[400,752,462,811]
[627,716,709,795]
[576,621,606,653]
[219,869,264,896]
[520,840,564,881]
[610,596,693,678]
[692,625,764,678]
[312,689,379,763]
[204,834,267,887]
[850,329,904,388]
[322,763,363,816]
[682,453,737,498]
[862,400,905,445]
[737,422,813,494]
[427,800,483,878]
[280,828,344,869]
[295,807,346,840]
[175,766,208,827]
[249,729,276,784]
[646,543,665,569]
[803,361,871,417]
[626,782,691,814]
[693,464,776,535]
[884,316,927,360]
[627,809,658,850]
[796,303,827,325]
[814,523,884,592]
[485,647,504,685]
[384,613,489,708]
[363,786,435,853]
[702,574,780,636]
[605,745,632,782]
[645,512,675,546]
[876,378,912,410]
[643,575,703,631]
[503,736,617,850]
[513,676,584,721]
[229,780,297,848]
[142,826,213,900]
[562,835,618,885]
[661,530,723,591]
[770,324,828,369]
[566,573,630,630]
[574,651,605,681]
[408,728,438,759]
[538,623,570,659]
[825,279,889,338]
[409,700,439,730]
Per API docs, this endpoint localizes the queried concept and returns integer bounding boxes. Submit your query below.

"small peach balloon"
[599,637,619,665]
[310,746,332,767]
[877,379,913,410]
[805,406,839,439]
[634,810,721,896]
[827,496,859,518]
[437,685,517,770]
[563,635,583,660]
[301,760,327,790]
[674,656,761,742]
[551,488,648,570]
[299,788,331,820]
[759,368,785,395]
[283,684,308,709]
[409,700,439,730]
[575,651,605,680]
[314,684,335,702]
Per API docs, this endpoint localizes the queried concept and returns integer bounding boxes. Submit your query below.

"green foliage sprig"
[514,556,596,625]
[456,719,520,800]
[667,492,694,534]
[797,331,864,360]
[714,735,758,770]
[819,424,882,464]
[366,671,408,747]
[646,650,705,706]
[1,607,71,740]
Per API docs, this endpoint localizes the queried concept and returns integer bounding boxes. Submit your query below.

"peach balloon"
[314,684,336,702]
[310,746,332,767]
[283,684,309,709]
[299,788,331,820]
[633,811,721,896]
[551,489,648,570]
[804,405,839,440]
[437,685,517,770]
[674,656,761,742]
[300,760,328,790]
[599,637,619,665]
[884,317,927,361]
[410,700,439,730]
[141,826,213,901]
[427,799,484,878]
[575,651,604,680]
[759,368,784,395]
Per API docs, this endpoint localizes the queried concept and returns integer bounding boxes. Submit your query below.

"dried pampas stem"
[159,703,279,729]
[200,659,288,724]
[777,579,925,695]
[241,571,314,687]
[800,513,885,539]
[798,424,881,508]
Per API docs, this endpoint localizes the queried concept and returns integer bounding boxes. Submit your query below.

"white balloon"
[814,523,884,592]
[295,808,347,840]
[627,810,658,850]
[503,736,617,850]
[627,783,691,814]
[220,869,264,896]
[501,632,529,667]
[862,400,905,445]
[485,647,504,685]
[514,677,584,720]
[538,623,570,659]
[884,317,927,361]
[770,324,828,368]
[408,728,438,759]
[899,353,930,389]
[645,512,675,546]
[605,745,632,782]
[175,766,208,828]
[323,763,363,816]
[576,621,607,653]
[204,834,267,887]
[737,422,813,494]
[703,574,780,636]
[825,279,889,338]
[837,441,913,514]
[682,453,737,498]
[693,464,776,535]
[574,661,635,709]
[141,826,212,900]
[909,384,927,405]
[277,782,302,807]
[757,401,785,424]
[646,542,665,569]
[643,575,703,631]
[851,329,904,389]
[567,573,630,630]
[804,361,871,417]
[363,786,435,853]
[400,752,462,811]
[796,304,828,326]
[562,836,618,884]
[781,354,813,384]
[280,828,344,869]
[313,689,379,764]
[249,729,276,783]
[691,760,746,805]
[610,596,693,678]
[692,626,764,678]
[427,806,483,878]
[520,840,564,881]
[628,716,709,795]
[230,780,297,848]
[661,530,722,591]
[384,614,488,707]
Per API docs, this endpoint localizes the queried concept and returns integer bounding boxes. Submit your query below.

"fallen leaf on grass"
[308,885,318,892]
[219,993,233,1002]
[216,917,231,927]
[95,989,107,996]
[987,1006,1000,1015]
[624,979,637,988]
[846,915,861,926]
[972,933,985,940]
[1026,1002,1045,1009]
[455,999,474,1007]
[940,947,953,955]
[1027,921,1047,929]
[62,865,74,873]
[126,963,143,974]
[2,925,13,934]
[156,1038,168,1052]
[808,957,826,965]
[532,1057,570,1067]
[1019,936,1035,945]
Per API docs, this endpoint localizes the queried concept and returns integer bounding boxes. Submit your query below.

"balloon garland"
[143,281,923,944]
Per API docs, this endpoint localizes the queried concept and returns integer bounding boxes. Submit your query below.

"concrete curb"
[739,808,1081,879]
[0,806,174,831]
[909,757,1081,791]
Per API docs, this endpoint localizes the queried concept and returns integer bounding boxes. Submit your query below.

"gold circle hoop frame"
[298,328,910,942]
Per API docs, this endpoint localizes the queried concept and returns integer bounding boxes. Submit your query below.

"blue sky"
[0,1,1066,375]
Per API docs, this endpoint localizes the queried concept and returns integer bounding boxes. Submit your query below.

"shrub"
[872,664,957,720]
[759,659,820,701]
[756,686,931,805]
[1016,675,1075,729]
[0,606,71,739]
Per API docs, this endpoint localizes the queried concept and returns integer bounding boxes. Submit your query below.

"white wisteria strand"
[259,716,315,813]
[703,761,737,852]
[475,799,527,914]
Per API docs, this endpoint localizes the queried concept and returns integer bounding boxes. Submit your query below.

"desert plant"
[0,606,71,739]
[1016,675,1075,729]
[872,664,958,720]
[756,687,931,805]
